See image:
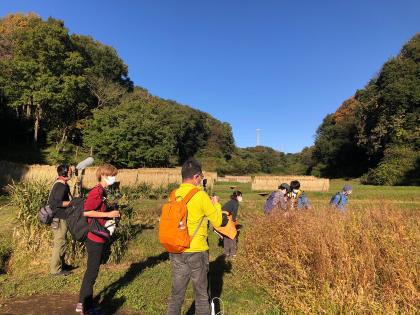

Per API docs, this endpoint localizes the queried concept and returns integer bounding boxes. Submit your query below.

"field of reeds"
[4,180,177,274]
[239,204,420,313]
[252,175,330,192]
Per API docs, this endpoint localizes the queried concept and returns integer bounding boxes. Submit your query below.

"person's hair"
[231,190,242,199]
[290,180,301,190]
[278,183,289,191]
[57,164,70,177]
[181,159,202,180]
[96,163,118,181]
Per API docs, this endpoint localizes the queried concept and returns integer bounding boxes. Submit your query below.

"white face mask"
[237,196,243,202]
[105,176,116,186]
[293,189,299,194]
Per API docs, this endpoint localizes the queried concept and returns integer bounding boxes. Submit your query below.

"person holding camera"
[48,164,73,276]
[76,164,121,314]
[167,159,226,315]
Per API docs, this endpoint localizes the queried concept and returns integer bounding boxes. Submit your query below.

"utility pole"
[256,128,261,146]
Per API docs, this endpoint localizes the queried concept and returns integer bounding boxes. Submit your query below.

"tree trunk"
[26,96,33,118]
[57,127,68,152]
[34,105,42,143]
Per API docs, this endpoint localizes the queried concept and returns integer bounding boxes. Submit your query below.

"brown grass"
[239,204,420,313]
[252,175,330,192]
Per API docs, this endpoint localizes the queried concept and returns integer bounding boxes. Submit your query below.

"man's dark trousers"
[167,251,210,315]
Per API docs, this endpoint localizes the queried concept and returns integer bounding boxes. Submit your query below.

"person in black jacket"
[49,164,73,276]
[222,191,242,259]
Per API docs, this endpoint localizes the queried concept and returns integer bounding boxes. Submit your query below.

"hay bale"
[252,176,329,192]
[0,161,216,191]
[218,176,252,183]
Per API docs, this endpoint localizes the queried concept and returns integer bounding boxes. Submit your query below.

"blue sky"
[1,1,419,153]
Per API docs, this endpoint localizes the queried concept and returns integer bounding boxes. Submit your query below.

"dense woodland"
[312,33,419,185]
[0,14,418,184]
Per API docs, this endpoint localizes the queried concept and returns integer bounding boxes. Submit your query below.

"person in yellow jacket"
[167,159,227,315]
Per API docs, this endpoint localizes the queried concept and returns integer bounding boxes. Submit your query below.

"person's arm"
[230,202,239,222]
[272,192,281,207]
[279,193,287,210]
[84,210,120,218]
[84,186,120,218]
[202,192,223,228]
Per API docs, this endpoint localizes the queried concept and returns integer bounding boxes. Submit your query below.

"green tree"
[0,14,88,145]
[83,100,176,168]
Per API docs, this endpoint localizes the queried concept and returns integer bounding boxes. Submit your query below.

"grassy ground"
[0,179,419,314]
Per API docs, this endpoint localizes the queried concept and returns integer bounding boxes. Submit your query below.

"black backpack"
[65,197,89,242]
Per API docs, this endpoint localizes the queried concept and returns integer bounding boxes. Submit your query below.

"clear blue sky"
[1,1,419,153]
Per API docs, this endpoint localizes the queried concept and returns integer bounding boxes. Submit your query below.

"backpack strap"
[338,192,343,205]
[190,215,205,240]
[169,189,177,202]
[181,187,200,205]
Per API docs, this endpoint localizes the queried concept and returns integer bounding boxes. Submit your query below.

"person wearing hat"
[264,183,289,215]
[330,184,352,211]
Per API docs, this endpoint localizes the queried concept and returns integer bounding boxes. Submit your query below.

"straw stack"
[0,161,217,190]
[252,176,329,192]
[218,176,252,183]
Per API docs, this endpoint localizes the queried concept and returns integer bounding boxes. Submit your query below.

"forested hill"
[0,13,236,169]
[311,33,420,185]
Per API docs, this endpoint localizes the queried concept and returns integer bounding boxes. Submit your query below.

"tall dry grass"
[240,205,420,313]
[6,180,151,273]
[252,175,330,192]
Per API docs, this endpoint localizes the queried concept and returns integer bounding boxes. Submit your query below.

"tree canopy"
[311,33,420,185]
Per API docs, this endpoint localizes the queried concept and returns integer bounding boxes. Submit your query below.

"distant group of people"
[46,158,352,315]
[263,180,353,215]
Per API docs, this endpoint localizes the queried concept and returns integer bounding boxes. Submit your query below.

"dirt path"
[0,294,136,315]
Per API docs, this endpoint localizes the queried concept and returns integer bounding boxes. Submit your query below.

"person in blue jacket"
[330,185,352,211]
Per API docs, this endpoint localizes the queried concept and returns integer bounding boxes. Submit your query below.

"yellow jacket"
[174,183,222,252]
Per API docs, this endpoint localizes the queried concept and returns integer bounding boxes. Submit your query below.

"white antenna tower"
[256,128,261,146]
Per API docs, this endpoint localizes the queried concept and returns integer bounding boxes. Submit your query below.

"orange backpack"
[159,187,203,253]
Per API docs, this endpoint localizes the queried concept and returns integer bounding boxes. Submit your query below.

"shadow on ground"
[186,254,232,315]
[96,252,169,314]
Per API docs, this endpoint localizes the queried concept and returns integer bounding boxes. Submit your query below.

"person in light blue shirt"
[330,185,352,210]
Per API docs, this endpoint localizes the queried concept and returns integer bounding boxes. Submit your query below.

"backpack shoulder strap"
[182,187,200,204]
[338,192,343,205]
[190,215,205,240]
[169,189,177,202]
